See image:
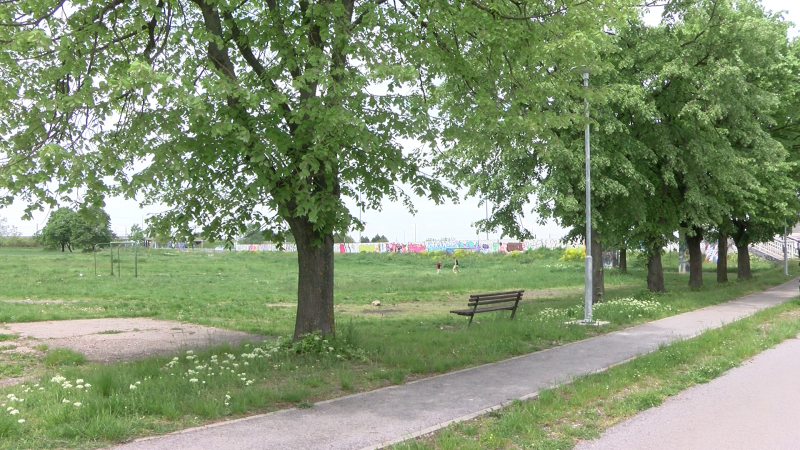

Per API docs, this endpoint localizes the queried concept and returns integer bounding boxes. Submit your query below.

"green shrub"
[452,249,473,259]
[559,247,585,262]
[0,236,40,248]
[525,246,564,259]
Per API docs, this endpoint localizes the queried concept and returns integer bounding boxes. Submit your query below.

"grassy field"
[0,247,796,448]
[0,247,645,333]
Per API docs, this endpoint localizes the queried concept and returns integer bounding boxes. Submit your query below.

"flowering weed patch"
[0,334,372,447]
[530,297,671,325]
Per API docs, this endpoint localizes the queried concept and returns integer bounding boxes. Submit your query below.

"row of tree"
[0,0,796,339]
[438,0,800,298]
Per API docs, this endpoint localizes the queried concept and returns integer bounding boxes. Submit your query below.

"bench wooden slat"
[451,305,516,315]
[469,290,525,299]
[451,289,524,326]
[468,296,522,307]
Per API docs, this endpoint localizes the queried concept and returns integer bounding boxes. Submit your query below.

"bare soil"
[0,318,269,386]
[3,318,268,363]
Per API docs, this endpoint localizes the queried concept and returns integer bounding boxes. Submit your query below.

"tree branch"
[468,0,591,21]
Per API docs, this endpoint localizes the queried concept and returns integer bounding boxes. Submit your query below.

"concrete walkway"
[111,279,800,450]
[574,335,800,450]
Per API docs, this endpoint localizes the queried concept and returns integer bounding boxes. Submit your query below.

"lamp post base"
[565,319,610,326]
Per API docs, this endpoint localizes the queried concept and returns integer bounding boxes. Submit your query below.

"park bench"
[450,290,524,326]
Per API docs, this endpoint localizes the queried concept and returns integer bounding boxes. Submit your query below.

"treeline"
[0,236,40,248]
[438,0,800,296]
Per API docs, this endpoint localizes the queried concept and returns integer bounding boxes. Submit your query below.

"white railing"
[750,235,800,260]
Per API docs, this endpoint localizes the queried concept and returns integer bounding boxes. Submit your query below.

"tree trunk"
[591,229,604,303]
[647,242,665,293]
[619,248,627,272]
[717,235,728,283]
[288,216,335,342]
[732,222,752,280]
[686,227,703,289]
[736,243,752,280]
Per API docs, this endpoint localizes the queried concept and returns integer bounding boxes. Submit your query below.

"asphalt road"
[575,334,800,450]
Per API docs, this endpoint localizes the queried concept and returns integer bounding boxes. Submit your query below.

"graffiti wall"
[234,239,564,254]
[702,241,719,263]
[602,250,618,268]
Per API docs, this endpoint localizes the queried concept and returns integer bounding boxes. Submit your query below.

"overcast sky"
[2,0,797,241]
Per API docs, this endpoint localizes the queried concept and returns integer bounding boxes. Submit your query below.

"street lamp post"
[583,70,593,323]
[784,222,788,276]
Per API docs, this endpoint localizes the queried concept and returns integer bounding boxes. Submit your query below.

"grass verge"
[392,299,800,450]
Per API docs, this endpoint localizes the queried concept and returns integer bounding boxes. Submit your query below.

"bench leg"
[467,314,474,327]
[510,308,517,320]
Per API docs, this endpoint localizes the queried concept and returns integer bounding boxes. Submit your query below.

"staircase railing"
[749,235,800,261]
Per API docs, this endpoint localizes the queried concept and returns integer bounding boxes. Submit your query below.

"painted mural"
[234,239,564,254]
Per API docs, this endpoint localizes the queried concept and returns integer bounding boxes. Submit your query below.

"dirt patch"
[360,309,402,315]
[3,318,270,363]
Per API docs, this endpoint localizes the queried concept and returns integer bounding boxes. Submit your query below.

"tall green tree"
[429,0,641,302]
[0,0,636,340]
[129,224,147,243]
[41,208,76,252]
[41,207,113,252]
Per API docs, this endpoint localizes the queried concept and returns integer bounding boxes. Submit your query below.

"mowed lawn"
[0,247,780,334]
[0,246,796,449]
[0,247,636,334]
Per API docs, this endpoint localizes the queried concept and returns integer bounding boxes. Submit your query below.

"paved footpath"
[112,279,800,450]
[574,335,800,450]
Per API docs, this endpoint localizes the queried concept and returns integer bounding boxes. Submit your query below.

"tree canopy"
[128,224,147,243]
[0,0,639,338]
[40,207,113,252]
[436,0,800,293]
